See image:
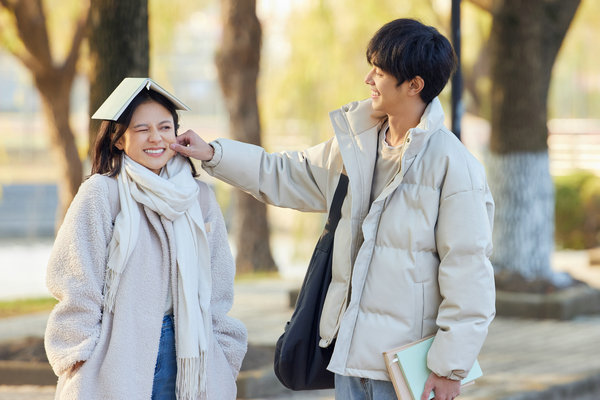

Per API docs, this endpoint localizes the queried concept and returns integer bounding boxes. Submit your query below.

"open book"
[383,336,482,400]
[92,78,190,121]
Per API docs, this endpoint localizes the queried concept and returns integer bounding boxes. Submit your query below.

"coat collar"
[331,97,445,144]
[329,96,446,176]
[329,97,447,210]
[402,97,446,161]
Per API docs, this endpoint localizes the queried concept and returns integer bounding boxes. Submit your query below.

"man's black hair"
[366,18,457,104]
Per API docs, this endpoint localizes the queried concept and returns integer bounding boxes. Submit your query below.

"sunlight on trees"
[549,0,600,118]
[260,0,448,145]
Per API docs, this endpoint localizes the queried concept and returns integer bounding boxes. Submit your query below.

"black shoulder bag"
[274,173,349,390]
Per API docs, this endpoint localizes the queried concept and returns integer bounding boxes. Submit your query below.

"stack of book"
[383,336,483,400]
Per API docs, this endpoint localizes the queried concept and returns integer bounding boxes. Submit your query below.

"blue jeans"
[335,374,397,400]
[152,314,177,400]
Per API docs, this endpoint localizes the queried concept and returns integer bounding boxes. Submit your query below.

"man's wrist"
[445,371,465,381]
[203,141,223,168]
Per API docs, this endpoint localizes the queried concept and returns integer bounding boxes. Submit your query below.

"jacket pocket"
[207,341,237,400]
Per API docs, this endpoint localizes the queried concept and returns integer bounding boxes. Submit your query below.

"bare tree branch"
[0,0,88,227]
[0,0,42,71]
[62,1,91,75]
[10,0,53,69]
[8,45,39,71]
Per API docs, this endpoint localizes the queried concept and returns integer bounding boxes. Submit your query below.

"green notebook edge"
[395,337,483,400]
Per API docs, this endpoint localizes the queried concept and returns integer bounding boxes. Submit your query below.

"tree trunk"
[0,0,89,228]
[215,0,277,274]
[488,0,580,281]
[88,0,149,152]
[487,152,554,279]
[35,72,83,228]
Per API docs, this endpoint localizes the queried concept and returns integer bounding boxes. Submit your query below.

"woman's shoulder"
[76,174,119,214]
[56,174,119,230]
[81,174,116,196]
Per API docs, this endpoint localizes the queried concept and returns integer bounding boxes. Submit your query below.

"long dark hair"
[91,89,198,177]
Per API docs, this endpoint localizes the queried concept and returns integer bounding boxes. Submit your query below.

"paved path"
[1,250,600,399]
[2,278,600,399]
[231,278,600,400]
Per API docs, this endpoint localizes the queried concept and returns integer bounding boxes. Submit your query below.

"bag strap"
[323,174,349,235]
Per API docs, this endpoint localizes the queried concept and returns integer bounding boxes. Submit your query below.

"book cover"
[383,336,482,400]
[92,77,190,121]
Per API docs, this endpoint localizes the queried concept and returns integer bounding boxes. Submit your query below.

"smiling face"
[115,100,177,174]
[364,65,411,115]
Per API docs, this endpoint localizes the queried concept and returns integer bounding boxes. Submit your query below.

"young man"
[173,18,495,400]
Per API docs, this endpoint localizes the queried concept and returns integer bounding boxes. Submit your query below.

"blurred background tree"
[1,0,599,282]
[484,0,581,288]
[260,0,446,143]
[0,0,89,227]
[87,0,149,153]
[88,0,207,150]
[215,0,277,274]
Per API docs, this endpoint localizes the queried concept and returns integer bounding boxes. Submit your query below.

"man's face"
[364,66,411,115]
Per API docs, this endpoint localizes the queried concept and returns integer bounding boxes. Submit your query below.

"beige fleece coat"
[44,174,247,399]
[203,98,495,381]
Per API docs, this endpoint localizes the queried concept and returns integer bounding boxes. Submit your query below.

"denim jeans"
[152,314,177,400]
[335,374,398,400]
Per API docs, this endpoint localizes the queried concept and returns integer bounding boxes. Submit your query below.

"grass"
[0,297,57,318]
[0,271,281,317]
[0,270,280,317]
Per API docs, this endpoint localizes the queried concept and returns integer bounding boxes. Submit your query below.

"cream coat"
[44,174,247,399]
[203,98,495,381]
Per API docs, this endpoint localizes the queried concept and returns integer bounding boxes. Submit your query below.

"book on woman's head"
[92,78,190,121]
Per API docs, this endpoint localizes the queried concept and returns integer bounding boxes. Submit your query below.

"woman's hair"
[91,89,198,177]
[366,18,457,104]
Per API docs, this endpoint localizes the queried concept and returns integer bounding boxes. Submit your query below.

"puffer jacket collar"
[328,99,380,242]
[402,97,446,161]
[329,97,446,202]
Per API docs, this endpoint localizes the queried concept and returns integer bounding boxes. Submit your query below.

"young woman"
[44,80,247,400]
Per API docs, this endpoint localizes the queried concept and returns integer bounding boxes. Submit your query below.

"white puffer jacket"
[204,97,495,381]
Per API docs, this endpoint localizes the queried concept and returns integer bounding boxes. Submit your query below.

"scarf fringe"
[176,354,206,400]
[103,268,122,313]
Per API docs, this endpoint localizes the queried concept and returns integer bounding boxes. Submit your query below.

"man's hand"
[170,129,215,161]
[421,372,461,400]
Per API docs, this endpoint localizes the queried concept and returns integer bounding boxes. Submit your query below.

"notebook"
[383,336,482,400]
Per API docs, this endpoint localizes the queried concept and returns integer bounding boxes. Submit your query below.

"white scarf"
[105,155,211,399]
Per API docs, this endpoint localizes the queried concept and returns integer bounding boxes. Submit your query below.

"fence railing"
[548,119,600,176]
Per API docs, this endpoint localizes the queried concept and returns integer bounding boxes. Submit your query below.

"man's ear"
[408,76,425,95]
